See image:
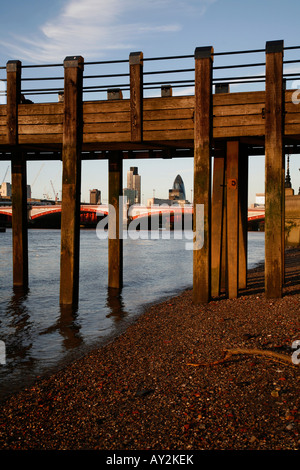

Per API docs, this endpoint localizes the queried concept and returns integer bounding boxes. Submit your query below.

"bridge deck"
[0,90,300,155]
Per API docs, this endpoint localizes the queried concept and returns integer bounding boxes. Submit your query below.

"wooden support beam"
[108,151,123,290]
[238,146,248,290]
[265,40,284,298]
[7,60,28,289]
[211,84,228,298]
[211,143,226,297]
[220,171,227,294]
[226,140,240,299]
[7,61,21,146]
[11,154,28,289]
[60,56,84,306]
[129,52,143,142]
[193,46,213,304]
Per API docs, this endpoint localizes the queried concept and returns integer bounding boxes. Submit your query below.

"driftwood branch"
[187,348,295,367]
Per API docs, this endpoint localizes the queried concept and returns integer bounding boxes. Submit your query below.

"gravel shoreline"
[0,249,299,451]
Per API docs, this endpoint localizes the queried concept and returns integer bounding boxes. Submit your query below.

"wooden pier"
[1,40,300,305]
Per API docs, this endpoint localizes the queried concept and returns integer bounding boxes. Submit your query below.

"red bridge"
[0,203,265,228]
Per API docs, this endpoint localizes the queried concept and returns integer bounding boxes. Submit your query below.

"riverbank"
[0,249,299,451]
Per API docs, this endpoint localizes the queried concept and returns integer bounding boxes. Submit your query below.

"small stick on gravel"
[187,348,296,367]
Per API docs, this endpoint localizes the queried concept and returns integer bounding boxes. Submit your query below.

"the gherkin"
[172,174,186,200]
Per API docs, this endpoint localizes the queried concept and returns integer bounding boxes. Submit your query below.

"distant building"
[0,182,12,197]
[90,189,101,205]
[0,182,31,199]
[147,175,189,207]
[169,175,186,201]
[255,193,265,207]
[147,197,173,207]
[127,167,141,204]
[123,188,138,206]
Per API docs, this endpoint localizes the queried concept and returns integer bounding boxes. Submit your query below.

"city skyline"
[1,154,300,206]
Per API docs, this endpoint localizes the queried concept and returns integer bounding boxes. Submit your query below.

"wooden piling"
[129,52,143,142]
[238,146,248,290]
[211,84,228,298]
[7,60,28,289]
[211,143,226,297]
[265,40,284,298]
[108,152,123,290]
[60,56,84,306]
[220,170,228,294]
[193,46,213,304]
[226,140,240,299]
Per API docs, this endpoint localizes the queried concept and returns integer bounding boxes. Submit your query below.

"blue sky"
[0,0,300,203]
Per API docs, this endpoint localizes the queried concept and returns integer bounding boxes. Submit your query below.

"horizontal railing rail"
[0,44,300,101]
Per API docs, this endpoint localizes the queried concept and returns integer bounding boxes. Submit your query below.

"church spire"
[285,154,292,188]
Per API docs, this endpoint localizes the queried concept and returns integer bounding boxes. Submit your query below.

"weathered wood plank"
[83,122,130,133]
[18,103,63,115]
[264,40,284,299]
[108,151,123,290]
[7,60,28,289]
[213,125,265,138]
[213,91,265,106]
[130,52,143,142]
[285,101,300,114]
[226,140,239,299]
[193,46,213,304]
[285,123,300,134]
[143,96,194,111]
[60,56,84,306]
[18,114,63,125]
[144,119,193,131]
[11,153,28,289]
[18,124,63,134]
[284,113,300,124]
[7,61,21,145]
[213,102,264,117]
[18,134,63,144]
[213,114,263,127]
[84,111,130,123]
[83,100,130,114]
[143,129,194,141]
[211,146,225,297]
[144,108,194,120]
[83,132,131,143]
[239,148,248,290]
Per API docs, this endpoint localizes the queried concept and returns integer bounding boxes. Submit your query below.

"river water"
[0,229,265,401]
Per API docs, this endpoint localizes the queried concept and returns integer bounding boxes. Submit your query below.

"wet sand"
[0,249,299,450]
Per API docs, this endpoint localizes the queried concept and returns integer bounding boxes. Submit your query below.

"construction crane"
[31,163,45,188]
[50,180,58,201]
[1,165,9,186]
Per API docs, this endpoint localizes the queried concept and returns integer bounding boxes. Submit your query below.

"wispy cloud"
[0,0,216,63]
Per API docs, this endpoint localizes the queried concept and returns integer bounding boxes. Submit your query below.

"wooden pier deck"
[0,89,300,153]
[1,40,300,305]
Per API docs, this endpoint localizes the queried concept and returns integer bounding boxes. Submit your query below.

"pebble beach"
[0,249,299,451]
